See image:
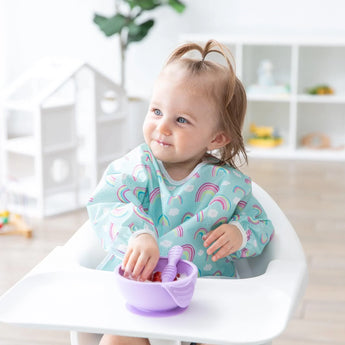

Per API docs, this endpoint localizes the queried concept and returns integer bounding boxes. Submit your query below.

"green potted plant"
[93,0,186,91]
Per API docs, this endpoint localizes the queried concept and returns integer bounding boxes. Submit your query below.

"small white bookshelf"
[181,34,345,161]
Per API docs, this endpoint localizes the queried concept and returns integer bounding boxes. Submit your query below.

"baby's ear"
[208,131,231,151]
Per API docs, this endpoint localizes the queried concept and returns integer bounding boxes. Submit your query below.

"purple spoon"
[161,245,183,282]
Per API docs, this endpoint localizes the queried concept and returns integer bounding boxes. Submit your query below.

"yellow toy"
[248,123,283,148]
[0,210,32,238]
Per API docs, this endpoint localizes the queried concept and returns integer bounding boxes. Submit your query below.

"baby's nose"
[157,120,172,136]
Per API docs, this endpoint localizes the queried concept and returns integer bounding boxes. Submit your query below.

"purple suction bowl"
[115,257,198,313]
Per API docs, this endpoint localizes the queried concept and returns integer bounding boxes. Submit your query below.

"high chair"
[0,182,308,345]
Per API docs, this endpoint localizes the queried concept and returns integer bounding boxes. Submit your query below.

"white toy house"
[0,58,128,217]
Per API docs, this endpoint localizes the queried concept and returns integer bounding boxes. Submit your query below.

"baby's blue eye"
[153,109,162,116]
[177,117,187,124]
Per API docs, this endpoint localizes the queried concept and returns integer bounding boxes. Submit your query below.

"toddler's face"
[143,63,228,178]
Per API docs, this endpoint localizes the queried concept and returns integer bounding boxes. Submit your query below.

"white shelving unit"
[181,34,345,161]
[0,58,128,217]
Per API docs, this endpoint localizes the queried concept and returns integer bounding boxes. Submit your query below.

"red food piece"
[174,273,180,281]
[149,271,180,282]
[151,271,162,282]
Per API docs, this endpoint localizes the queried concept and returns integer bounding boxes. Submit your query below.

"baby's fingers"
[123,250,140,277]
[131,254,149,280]
[122,247,133,270]
[205,234,228,257]
[210,244,234,262]
[140,256,158,282]
[202,228,221,247]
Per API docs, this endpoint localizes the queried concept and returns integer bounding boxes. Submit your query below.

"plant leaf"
[127,19,155,44]
[126,0,161,11]
[125,0,137,10]
[168,0,186,13]
[93,13,128,37]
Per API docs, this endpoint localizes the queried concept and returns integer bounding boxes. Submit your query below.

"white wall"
[2,0,345,98]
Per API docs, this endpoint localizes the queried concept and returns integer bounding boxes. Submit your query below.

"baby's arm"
[203,186,274,261]
[87,149,159,277]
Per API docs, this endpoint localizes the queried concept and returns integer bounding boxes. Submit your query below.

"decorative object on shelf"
[301,132,330,149]
[0,210,32,238]
[301,132,344,150]
[258,60,275,87]
[247,59,290,96]
[306,84,334,95]
[93,0,186,90]
[0,58,127,217]
[248,123,283,148]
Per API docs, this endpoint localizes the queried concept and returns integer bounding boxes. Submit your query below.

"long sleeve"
[86,146,157,263]
[229,183,274,260]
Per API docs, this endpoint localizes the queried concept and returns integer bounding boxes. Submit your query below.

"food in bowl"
[115,257,198,314]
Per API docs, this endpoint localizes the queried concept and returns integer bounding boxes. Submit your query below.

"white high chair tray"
[0,245,304,345]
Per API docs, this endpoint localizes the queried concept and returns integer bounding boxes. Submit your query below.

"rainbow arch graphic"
[134,187,146,200]
[252,204,263,218]
[132,164,152,181]
[168,195,182,205]
[211,166,228,176]
[106,174,117,187]
[195,183,219,202]
[232,214,240,221]
[149,187,161,205]
[109,223,118,241]
[210,195,231,211]
[182,244,195,261]
[196,210,204,222]
[237,200,247,210]
[212,217,228,228]
[173,225,184,237]
[133,206,154,225]
[192,172,200,179]
[247,216,261,225]
[181,212,194,223]
[193,228,208,240]
[233,185,246,198]
[128,223,136,232]
[117,185,131,203]
[158,214,170,227]
[143,149,153,162]
[261,232,269,244]
[156,169,163,182]
[111,205,129,218]
[212,270,223,276]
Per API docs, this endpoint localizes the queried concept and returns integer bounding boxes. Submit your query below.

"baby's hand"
[122,233,160,281]
[203,224,243,262]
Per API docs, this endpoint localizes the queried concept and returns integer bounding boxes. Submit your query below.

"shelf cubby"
[180,34,345,161]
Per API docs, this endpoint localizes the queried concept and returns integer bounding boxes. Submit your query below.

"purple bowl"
[115,257,198,314]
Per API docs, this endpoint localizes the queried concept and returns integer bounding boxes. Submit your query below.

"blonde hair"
[165,39,247,168]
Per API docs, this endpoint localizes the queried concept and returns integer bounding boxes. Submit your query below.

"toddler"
[87,40,274,345]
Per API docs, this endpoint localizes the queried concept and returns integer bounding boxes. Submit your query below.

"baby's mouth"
[155,139,171,147]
